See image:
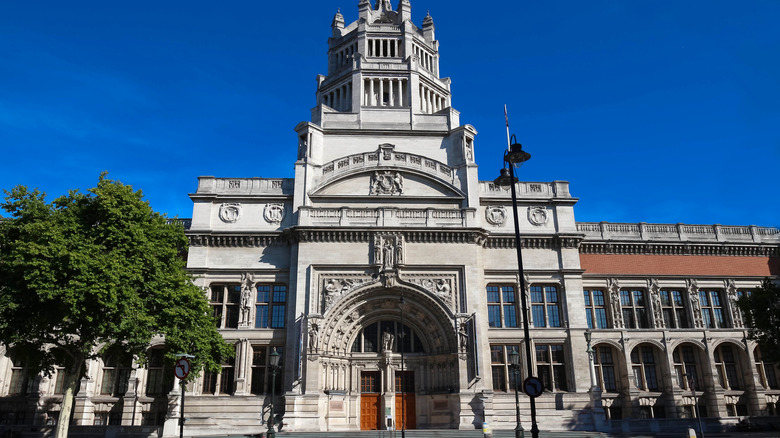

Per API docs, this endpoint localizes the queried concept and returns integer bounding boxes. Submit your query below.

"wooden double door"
[360,371,416,430]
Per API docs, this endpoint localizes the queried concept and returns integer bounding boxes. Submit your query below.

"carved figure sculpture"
[436,279,451,298]
[309,323,319,351]
[459,323,468,351]
[240,273,254,325]
[382,331,394,351]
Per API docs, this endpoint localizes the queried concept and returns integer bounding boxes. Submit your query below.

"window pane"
[271,305,286,328]
[503,305,517,327]
[255,306,268,328]
[488,305,501,327]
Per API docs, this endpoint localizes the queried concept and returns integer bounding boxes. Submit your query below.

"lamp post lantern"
[509,349,524,438]
[267,348,281,438]
[494,134,539,438]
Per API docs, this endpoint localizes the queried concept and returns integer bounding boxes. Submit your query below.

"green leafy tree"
[0,174,233,438]
[738,279,780,364]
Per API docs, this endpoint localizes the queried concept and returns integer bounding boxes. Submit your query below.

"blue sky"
[1,1,778,226]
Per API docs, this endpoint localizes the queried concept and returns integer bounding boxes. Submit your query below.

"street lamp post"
[584,331,598,391]
[686,374,704,438]
[398,296,407,438]
[267,348,281,438]
[509,349,524,438]
[494,136,539,438]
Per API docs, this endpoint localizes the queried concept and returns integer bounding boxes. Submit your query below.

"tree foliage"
[738,279,780,365]
[0,174,233,437]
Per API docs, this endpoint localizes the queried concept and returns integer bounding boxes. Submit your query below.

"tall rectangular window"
[256,284,287,329]
[536,344,567,391]
[486,285,519,328]
[531,285,561,328]
[700,290,727,328]
[145,349,173,396]
[584,289,609,329]
[621,289,649,329]
[631,346,659,391]
[251,346,285,395]
[490,344,520,392]
[660,289,689,328]
[595,346,617,392]
[202,354,239,395]
[209,284,240,329]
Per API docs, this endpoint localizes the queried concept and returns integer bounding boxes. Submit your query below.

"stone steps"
[272,430,611,438]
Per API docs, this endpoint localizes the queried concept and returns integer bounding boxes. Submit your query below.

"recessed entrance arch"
[314,283,461,430]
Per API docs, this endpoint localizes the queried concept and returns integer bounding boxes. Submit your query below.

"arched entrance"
[310,283,460,430]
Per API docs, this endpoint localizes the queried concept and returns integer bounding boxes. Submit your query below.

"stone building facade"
[1,0,779,435]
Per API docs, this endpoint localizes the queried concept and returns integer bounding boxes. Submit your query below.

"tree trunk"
[55,360,84,438]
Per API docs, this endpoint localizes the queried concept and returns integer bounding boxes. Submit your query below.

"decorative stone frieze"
[321,276,377,313]
[218,203,241,223]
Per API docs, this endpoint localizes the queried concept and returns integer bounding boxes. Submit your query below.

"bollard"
[482,421,493,438]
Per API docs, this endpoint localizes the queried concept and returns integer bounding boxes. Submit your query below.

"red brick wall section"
[580,254,780,277]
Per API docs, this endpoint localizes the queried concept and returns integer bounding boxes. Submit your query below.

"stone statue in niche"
[648,278,663,328]
[459,323,468,351]
[308,323,319,351]
[607,278,624,329]
[239,273,254,326]
[382,331,394,351]
[687,278,703,328]
[374,234,404,270]
[370,171,404,195]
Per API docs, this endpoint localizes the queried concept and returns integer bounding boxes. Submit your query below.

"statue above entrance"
[374,233,404,270]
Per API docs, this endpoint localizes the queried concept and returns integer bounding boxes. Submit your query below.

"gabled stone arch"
[593,339,623,353]
[310,167,466,199]
[319,282,457,355]
[711,338,748,353]
[669,338,707,352]
[625,338,666,353]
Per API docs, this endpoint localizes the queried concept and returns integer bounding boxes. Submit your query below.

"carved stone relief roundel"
[485,206,507,226]
[219,203,241,223]
[264,203,285,224]
[527,206,548,226]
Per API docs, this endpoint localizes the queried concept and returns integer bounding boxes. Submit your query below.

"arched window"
[673,345,701,390]
[350,321,424,353]
[145,348,173,396]
[631,345,659,391]
[100,349,132,397]
[594,345,617,392]
[7,351,29,396]
[754,347,778,390]
[714,344,742,390]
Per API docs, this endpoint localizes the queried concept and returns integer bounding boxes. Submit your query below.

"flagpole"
[504,104,512,151]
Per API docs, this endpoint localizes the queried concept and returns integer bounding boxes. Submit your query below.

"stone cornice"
[187,233,287,248]
[484,234,583,249]
[579,241,779,257]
